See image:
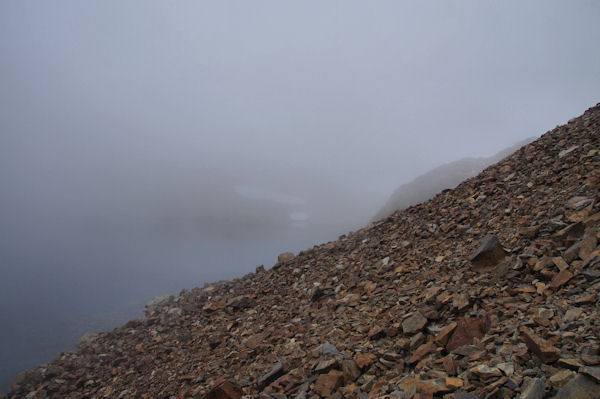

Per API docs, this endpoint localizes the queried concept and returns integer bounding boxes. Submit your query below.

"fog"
[1,1,599,392]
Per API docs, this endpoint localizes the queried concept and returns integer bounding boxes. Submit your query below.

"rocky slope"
[6,104,600,398]
[373,138,534,221]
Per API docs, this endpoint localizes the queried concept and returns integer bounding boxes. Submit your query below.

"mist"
[1,0,599,392]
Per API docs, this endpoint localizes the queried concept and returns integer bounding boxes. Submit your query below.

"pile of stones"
[5,104,600,398]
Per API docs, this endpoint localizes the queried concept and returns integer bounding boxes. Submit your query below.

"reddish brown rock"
[367,325,386,341]
[202,378,242,399]
[445,377,463,390]
[552,256,570,271]
[312,371,344,397]
[436,321,457,347]
[443,355,457,375]
[520,327,561,363]
[446,316,490,351]
[580,231,598,260]
[408,341,435,364]
[550,269,574,289]
[203,300,227,312]
[470,235,506,269]
[354,352,375,370]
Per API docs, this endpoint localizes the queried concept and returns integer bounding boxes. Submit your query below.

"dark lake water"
[0,191,371,393]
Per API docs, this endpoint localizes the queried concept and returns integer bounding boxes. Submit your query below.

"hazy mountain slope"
[374,138,535,220]
[6,103,600,398]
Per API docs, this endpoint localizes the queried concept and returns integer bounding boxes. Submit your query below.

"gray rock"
[314,359,338,374]
[76,332,98,349]
[559,145,579,158]
[581,366,600,383]
[566,195,592,210]
[321,343,340,356]
[563,308,583,322]
[293,382,309,399]
[553,374,600,399]
[257,362,284,390]
[145,294,172,308]
[277,252,295,263]
[453,393,479,399]
[402,312,427,335]
[519,377,545,399]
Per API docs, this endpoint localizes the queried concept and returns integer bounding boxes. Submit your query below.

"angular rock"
[550,369,576,389]
[76,332,98,349]
[555,222,585,241]
[558,358,584,371]
[445,377,463,390]
[368,325,386,341]
[201,378,243,399]
[226,295,252,309]
[567,196,592,210]
[470,235,506,269]
[314,359,338,374]
[341,359,361,383]
[470,364,502,379]
[257,362,285,390]
[563,307,583,322]
[554,374,600,399]
[580,231,598,260]
[497,362,514,377]
[581,366,600,383]
[354,352,375,370]
[552,256,570,271]
[203,300,227,312]
[519,377,546,399]
[321,343,340,357]
[436,322,457,347]
[452,393,479,399]
[398,375,419,398]
[277,252,295,263]
[582,353,600,366]
[402,312,427,335]
[145,294,172,308]
[452,293,470,311]
[443,355,457,375]
[408,341,434,364]
[418,378,451,394]
[519,327,560,363]
[310,286,325,302]
[446,316,490,351]
[550,269,574,289]
[313,371,344,397]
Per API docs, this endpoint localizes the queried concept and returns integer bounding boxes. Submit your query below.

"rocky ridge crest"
[6,104,600,398]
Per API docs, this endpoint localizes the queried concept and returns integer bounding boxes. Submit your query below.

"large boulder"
[470,235,506,269]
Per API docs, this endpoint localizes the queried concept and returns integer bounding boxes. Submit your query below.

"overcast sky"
[1,1,599,197]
